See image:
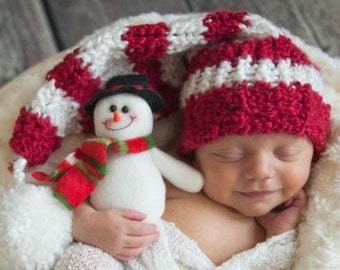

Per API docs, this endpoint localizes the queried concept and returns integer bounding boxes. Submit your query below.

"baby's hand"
[256,190,307,239]
[73,205,160,260]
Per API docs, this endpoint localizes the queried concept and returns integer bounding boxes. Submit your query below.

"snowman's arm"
[150,148,204,192]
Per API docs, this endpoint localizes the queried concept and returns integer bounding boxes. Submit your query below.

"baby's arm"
[256,189,307,239]
[72,200,160,260]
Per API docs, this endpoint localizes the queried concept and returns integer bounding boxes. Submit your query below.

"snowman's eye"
[110,105,117,112]
[122,106,129,113]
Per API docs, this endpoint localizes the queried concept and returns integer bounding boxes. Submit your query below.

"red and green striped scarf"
[33,135,156,210]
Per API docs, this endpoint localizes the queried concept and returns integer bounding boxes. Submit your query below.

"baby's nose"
[244,153,275,181]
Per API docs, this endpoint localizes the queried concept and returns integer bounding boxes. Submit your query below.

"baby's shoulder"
[164,182,255,232]
[163,182,266,265]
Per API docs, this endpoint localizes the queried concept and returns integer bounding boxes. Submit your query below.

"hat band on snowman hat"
[108,84,144,91]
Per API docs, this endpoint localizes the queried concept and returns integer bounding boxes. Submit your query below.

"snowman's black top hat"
[85,74,164,116]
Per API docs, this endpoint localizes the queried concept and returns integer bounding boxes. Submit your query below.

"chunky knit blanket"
[54,220,297,270]
[1,10,340,269]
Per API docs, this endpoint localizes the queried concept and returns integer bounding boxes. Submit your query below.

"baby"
[54,31,330,269]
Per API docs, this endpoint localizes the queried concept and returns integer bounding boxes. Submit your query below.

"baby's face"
[194,133,313,217]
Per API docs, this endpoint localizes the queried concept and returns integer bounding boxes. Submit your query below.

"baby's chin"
[237,202,284,217]
[233,193,290,217]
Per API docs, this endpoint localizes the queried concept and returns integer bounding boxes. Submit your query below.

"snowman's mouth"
[103,116,135,131]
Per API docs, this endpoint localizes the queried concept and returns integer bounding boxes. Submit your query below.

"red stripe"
[31,171,54,182]
[78,107,95,134]
[81,140,109,164]
[121,22,177,116]
[54,166,97,208]
[83,162,105,180]
[9,108,62,166]
[152,80,179,117]
[46,48,101,105]
[202,11,249,43]
[74,147,87,160]
[185,36,315,80]
[122,22,171,62]
[179,81,330,156]
[125,137,148,153]
[108,84,144,91]
[56,159,73,173]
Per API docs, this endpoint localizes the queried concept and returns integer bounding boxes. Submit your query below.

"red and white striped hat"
[8,10,333,179]
[178,35,331,159]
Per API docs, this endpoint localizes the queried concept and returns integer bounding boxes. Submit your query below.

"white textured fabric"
[53,220,296,270]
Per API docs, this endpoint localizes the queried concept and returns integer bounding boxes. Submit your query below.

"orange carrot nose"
[113,111,121,122]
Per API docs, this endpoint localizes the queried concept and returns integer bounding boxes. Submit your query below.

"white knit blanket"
[54,220,296,270]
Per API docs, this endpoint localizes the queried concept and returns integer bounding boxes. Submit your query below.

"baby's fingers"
[117,233,160,260]
[126,220,159,237]
[285,190,307,209]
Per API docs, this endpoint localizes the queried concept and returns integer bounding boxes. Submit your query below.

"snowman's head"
[93,93,154,140]
[85,74,164,140]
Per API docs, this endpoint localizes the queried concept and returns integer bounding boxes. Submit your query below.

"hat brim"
[85,86,164,116]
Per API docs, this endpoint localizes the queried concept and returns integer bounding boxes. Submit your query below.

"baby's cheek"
[202,180,224,202]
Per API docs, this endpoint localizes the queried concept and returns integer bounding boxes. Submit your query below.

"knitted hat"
[178,35,331,159]
[8,10,334,178]
[85,74,164,116]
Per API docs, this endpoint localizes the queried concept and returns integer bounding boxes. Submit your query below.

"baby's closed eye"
[213,149,245,163]
[274,147,304,161]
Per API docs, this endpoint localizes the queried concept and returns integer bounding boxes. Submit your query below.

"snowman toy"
[34,74,204,223]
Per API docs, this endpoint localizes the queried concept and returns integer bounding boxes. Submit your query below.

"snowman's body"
[88,91,203,223]
[91,151,166,223]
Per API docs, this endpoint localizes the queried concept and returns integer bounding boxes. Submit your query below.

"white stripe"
[25,80,81,137]
[76,12,205,87]
[238,13,282,40]
[12,157,27,185]
[77,25,134,86]
[159,53,186,88]
[238,13,334,105]
[160,13,208,87]
[79,13,208,88]
[165,13,208,54]
[181,56,324,107]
